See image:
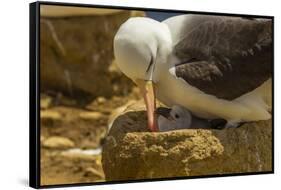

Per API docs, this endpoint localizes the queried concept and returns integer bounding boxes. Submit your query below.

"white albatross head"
[114,17,171,132]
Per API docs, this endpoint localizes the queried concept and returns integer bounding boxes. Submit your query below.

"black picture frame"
[29,1,274,189]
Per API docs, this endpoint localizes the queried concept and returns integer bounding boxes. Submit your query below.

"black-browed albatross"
[114,14,272,132]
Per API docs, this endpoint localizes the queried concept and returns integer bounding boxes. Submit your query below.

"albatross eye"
[175,114,179,119]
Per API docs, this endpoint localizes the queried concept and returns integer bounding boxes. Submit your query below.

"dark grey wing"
[173,15,272,100]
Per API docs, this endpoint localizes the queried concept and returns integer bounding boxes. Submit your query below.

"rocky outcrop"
[40,9,144,98]
[102,104,272,181]
[40,5,123,17]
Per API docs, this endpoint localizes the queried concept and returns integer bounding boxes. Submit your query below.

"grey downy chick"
[157,105,226,132]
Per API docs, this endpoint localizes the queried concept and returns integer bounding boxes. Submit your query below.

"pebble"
[96,96,106,104]
[41,110,62,126]
[84,167,104,178]
[40,136,46,143]
[79,111,104,120]
[41,110,61,120]
[40,95,52,109]
[43,136,75,149]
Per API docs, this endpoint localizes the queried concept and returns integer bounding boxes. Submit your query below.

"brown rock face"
[40,11,137,98]
[102,109,272,181]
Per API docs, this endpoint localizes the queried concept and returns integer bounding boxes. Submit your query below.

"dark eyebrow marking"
[146,55,154,73]
[146,47,158,73]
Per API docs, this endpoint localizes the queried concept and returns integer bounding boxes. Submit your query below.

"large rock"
[102,105,272,181]
[40,9,144,98]
[40,5,123,17]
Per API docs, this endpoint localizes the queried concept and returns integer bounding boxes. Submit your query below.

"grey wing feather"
[173,15,272,100]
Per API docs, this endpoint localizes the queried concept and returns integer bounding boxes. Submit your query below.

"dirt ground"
[40,88,141,186]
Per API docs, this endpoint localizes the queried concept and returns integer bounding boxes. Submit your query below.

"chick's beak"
[156,108,175,121]
[136,79,158,132]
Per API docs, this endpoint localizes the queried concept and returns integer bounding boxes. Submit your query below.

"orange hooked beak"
[136,80,158,132]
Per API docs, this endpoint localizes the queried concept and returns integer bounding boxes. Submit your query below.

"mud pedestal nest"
[102,106,272,181]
